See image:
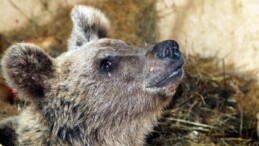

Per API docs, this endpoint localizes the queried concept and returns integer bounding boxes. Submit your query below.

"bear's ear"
[1,43,55,100]
[68,5,110,51]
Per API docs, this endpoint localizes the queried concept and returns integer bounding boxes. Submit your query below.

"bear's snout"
[146,40,184,89]
[154,40,184,80]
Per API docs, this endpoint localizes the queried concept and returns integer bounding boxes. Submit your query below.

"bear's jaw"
[150,68,183,88]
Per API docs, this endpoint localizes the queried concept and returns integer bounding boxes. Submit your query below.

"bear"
[0,5,184,146]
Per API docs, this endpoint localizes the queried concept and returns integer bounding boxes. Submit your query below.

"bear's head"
[1,5,184,145]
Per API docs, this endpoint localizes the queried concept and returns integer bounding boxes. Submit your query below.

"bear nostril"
[156,40,181,60]
[163,47,173,58]
[172,51,181,60]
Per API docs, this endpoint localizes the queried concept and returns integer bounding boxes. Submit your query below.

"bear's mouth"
[146,64,183,88]
[154,68,182,87]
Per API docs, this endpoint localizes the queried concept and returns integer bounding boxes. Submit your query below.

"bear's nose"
[155,40,181,60]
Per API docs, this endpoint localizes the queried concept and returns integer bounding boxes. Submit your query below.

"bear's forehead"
[96,38,128,47]
[57,38,143,64]
[92,38,154,56]
[77,38,146,57]
[83,38,129,49]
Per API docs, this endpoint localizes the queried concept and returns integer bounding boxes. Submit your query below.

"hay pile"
[146,55,259,145]
[0,0,258,145]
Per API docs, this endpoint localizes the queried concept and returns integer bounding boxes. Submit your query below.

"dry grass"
[86,0,156,45]
[146,55,259,146]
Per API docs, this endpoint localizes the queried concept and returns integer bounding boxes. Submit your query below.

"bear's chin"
[144,79,182,98]
[145,68,183,96]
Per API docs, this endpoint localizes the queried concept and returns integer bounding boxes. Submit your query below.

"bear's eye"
[100,57,116,73]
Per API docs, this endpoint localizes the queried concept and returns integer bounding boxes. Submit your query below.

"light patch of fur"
[68,5,110,51]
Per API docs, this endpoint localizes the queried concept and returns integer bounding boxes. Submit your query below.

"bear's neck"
[34,97,163,146]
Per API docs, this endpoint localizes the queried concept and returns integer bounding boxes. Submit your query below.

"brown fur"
[0,5,183,146]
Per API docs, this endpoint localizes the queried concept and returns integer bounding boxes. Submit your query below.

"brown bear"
[0,5,184,146]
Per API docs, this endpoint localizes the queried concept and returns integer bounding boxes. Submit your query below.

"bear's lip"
[146,65,183,88]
